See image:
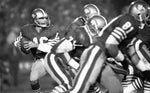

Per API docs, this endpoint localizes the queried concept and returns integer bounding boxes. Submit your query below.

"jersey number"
[33,37,48,44]
[122,21,134,34]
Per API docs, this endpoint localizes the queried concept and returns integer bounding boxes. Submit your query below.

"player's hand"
[54,33,60,41]
[48,39,59,43]
[14,36,22,48]
[48,40,58,46]
[23,41,38,50]
[48,33,60,46]
[49,33,60,43]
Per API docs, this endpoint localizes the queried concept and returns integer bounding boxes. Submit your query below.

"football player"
[122,6,150,93]
[43,4,105,93]
[52,0,149,93]
[44,16,107,93]
[14,8,61,93]
[51,15,106,93]
[66,3,101,34]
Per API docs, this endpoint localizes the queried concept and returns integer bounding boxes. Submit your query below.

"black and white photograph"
[0,0,150,93]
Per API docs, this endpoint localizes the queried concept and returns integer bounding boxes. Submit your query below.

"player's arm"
[51,38,79,69]
[19,36,32,54]
[62,52,79,70]
[23,38,58,53]
[14,26,29,50]
[23,41,52,53]
[103,15,125,62]
[105,35,131,70]
[19,28,37,52]
[36,43,52,53]
[38,40,59,53]
[105,24,130,70]
[51,37,75,53]
[105,34,125,62]
[52,23,78,53]
[23,41,38,50]
[22,39,54,53]
[14,31,32,54]
[36,32,60,53]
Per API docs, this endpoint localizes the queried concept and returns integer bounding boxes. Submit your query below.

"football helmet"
[128,0,149,22]
[84,4,101,19]
[32,8,50,27]
[88,15,107,36]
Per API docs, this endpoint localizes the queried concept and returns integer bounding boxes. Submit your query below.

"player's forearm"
[63,52,79,70]
[55,39,74,53]
[37,37,60,53]
[37,43,52,53]
[114,50,125,62]
[106,43,124,62]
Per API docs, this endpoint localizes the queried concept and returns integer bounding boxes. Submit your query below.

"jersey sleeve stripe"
[111,34,121,43]
[113,29,124,40]
[98,16,120,37]
[112,31,122,41]
[115,27,127,39]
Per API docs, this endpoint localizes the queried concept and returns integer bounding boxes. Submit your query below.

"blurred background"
[0,0,149,93]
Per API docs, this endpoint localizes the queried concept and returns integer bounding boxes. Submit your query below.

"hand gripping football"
[20,37,30,54]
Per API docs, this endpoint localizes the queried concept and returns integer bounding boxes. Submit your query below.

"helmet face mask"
[32,8,50,28]
[84,4,100,19]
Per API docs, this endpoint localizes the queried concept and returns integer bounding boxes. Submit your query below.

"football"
[20,37,30,54]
